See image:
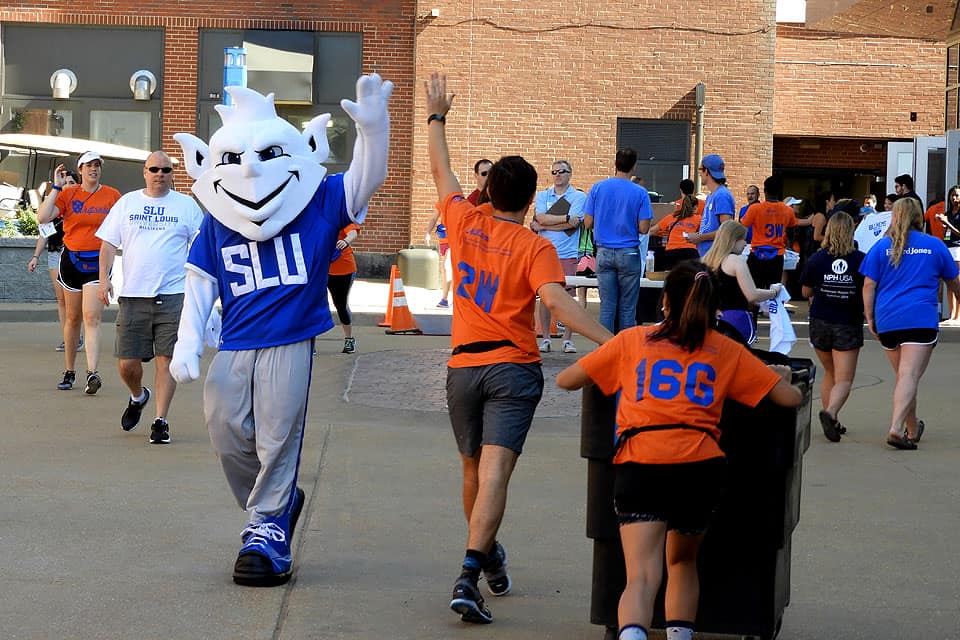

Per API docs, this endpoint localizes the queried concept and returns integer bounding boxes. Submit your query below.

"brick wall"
[0,2,416,254]
[412,1,778,236]
[774,25,945,139]
[774,136,887,169]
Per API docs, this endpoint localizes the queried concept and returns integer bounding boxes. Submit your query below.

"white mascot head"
[174,87,331,242]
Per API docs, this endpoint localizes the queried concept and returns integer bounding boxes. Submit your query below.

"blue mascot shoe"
[233,487,305,587]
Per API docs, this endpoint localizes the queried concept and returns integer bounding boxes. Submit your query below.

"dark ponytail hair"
[675,193,698,220]
[649,260,720,352]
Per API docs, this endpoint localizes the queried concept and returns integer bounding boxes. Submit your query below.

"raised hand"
[341,73,394,133]
[424,72,455,118]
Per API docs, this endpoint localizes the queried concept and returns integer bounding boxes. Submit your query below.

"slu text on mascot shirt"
[579,326,780,465]
[186,173,349,350]
[440,193,565,368]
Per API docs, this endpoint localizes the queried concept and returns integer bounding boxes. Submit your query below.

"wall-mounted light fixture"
[50,69,77,100]
[130,70,158,101]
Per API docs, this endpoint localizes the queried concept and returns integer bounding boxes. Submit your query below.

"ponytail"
[649,260,720,351]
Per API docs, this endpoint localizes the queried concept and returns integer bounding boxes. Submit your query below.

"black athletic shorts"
[58,248,102,292]
[877,328,938,350]
[614,457,727,536]
[808,317,864,352]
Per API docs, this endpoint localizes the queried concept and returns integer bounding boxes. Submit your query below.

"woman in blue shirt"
[861,198,960,450]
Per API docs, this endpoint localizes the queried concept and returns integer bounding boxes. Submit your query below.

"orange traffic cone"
[385,273,422,335]
[378,265,399,327]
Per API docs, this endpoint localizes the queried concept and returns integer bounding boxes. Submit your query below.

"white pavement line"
[342,353,362,403]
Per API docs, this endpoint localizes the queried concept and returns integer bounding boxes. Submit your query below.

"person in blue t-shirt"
[686,154,735,256]
[861,198,960,450]
[583,148,653,333]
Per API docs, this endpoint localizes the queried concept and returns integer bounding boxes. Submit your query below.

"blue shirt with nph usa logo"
[186,173,354,350]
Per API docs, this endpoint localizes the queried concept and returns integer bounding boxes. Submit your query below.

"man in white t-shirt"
[854,207,893,255]
[96,151,204,444]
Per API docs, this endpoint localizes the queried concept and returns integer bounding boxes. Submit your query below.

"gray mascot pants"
[203,339,312,523]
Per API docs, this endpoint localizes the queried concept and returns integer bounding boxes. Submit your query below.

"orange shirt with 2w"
[440,193,565,369]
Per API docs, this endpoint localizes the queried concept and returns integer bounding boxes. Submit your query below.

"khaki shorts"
[114,294,184,361]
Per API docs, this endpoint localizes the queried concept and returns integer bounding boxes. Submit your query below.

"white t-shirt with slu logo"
[96,189,204,297]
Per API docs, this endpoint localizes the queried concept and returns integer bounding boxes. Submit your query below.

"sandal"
[819,410,841,443]
[886,432,917,450]
[910,420,925,443]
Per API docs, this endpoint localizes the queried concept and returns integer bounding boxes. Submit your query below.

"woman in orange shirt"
[557,261,802,640]
[327,223,361,353]
[649,189,701,271]
[37,152,121,394]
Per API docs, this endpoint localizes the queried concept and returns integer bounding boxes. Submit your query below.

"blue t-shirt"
[800,248,865,325]
[584,177,653,249]
[859,230,958,332]
[698,184,735,256]
[535,186,587,259]
[186,173,351,350]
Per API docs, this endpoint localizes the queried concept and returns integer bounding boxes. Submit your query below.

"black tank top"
[717,267,749,310]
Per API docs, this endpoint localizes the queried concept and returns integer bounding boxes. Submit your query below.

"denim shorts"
[446,362,544,456]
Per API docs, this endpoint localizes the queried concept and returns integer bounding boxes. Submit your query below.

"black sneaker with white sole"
[450,575,493,624]
[121,388,152,431]
[84,371,102,395]
[149,418,170,444]
[57,370,76,390]
[482,540,512,596]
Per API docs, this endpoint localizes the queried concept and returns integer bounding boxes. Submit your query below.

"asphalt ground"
[1,282,958,639]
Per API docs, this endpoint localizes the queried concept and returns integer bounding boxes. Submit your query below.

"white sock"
[619,625,648,640]
[132,389,147,403]
[666,622,694,640]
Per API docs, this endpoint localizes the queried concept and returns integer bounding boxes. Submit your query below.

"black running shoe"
[483,540,512,596]
[450,575,493,624]
[57,370,76,390]
[84,371,102,395]
[342,337,356,354]
[121,387,152,431]
[149,418,170,445]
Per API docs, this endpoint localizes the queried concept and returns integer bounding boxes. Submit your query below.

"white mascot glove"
[341,74,393,220]
[171,271,217,384]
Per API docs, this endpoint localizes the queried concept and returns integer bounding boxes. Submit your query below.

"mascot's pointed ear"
[173,133,211,180]
[302,113,331,164]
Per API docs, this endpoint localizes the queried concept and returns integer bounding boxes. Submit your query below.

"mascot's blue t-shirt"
[187,173,350,350]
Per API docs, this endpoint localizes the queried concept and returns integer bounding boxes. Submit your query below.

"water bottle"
[646,250,655,275]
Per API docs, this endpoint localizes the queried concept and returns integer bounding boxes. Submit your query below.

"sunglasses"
[551,169,571,175]
[147,166,173,174]
[479,170,489,177]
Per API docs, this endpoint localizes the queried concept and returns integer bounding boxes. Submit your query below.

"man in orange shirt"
[741,176,812,289]
[425,71,613,625]
[925,199,946,240]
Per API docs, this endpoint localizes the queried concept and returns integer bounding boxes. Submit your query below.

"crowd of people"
[20,69,960,640]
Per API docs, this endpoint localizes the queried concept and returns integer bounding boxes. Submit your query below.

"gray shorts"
[446,362,544,456]
[115,294,184,361]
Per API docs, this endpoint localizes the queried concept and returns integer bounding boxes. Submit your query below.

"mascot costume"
[170,74,392,586]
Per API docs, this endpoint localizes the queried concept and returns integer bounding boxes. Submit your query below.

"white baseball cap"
[77,151,103,168]
[785,197,803,206]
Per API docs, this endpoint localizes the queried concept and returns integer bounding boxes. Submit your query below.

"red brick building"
[0,1,416,258]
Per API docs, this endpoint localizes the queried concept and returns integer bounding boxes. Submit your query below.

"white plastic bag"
[767,286,796,355]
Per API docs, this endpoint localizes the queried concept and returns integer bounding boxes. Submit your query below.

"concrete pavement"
[1,292,959,639]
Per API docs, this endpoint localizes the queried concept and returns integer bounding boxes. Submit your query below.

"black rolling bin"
[580,355,814,640]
